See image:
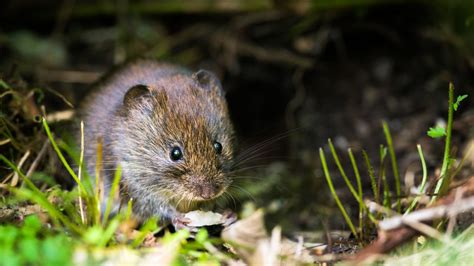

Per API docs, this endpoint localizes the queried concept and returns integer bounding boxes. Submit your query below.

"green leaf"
[453,94,468,111]
[427,126,446,138]
[0,79,10,89]
[19,238,40,263]
[195,228,208,244]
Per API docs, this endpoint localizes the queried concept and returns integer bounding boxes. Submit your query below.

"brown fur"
[79,59,236,222]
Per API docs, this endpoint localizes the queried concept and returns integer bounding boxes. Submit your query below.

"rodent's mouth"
[171,186,227,213]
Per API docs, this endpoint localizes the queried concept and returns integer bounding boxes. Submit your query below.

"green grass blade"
[379,145,391,209]
[431,83,455,203]
[42,118,87,194]
[405,144,428,214]
[319,148,358,238]
[57,140,94,194]
[95,137,104,225]
[382,121,401,212]
[362,150,379,204]
[328,139,361,202]
[346,149,378,227]
[348,148,364,239]
[98,218,121,247]
[103,164,122,226]
[126,198,134,221]
[132,217,160,248]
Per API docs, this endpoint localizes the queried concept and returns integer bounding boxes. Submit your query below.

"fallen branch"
[379,196,474,231]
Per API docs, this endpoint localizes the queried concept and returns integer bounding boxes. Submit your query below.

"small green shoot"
[362,150,379,204]
[382,121,401,212]
[431,83,455,203]
[348,148,364,239]
[0,79,10,89]
[405,144,428,214]
[327,139,363,204]
[453,94,468,111]
[379,144,391,209]
[427,127,446,138]
[319,148,358,238]
[42,118,87,195]
[103,164,122,226]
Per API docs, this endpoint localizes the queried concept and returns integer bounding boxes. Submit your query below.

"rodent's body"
[80,59,236,224]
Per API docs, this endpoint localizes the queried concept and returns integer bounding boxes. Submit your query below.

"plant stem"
[431,83,455,203]
[103,165,122,226]
[328,139,360,201]
[382,121,401,212]
[348,148,364,239]
[405,144,428,214]
[42,118,87,195]
[319,148,358,238]
[363,150,379,204]
[379,145,391,209]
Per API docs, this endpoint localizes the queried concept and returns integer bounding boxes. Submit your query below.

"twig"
[25,140,50,177]
[378,196,474,231]
[45,110,75,123]
[402,219,447,242]
[366,200,397,217]
[11,150,31,187]
[446,188,464,236]
[0,139,11,145]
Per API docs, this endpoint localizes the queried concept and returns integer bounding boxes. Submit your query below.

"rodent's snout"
[191,181,222,200]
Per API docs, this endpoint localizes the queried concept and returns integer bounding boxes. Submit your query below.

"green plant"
[319,83,469,243]
[430,83,468,203]
[0,215,74,266]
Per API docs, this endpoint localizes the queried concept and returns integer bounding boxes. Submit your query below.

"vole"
[79,59,236,228]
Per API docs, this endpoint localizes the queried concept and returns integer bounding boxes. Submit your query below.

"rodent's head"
[114,70,235,212]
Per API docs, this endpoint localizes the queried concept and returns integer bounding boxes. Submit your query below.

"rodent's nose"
[197,184,217,200]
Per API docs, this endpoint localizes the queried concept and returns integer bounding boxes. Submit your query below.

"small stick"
[26,140,50,177]
[378,196,474,231]
[11,150,31,187]
[78,121,86,224]
[402,219,447,242]
[45,110,75,123]
[446,188,464,236]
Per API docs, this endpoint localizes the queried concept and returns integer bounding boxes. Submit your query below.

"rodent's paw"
[222,210,238,227]
[172,215,199,233]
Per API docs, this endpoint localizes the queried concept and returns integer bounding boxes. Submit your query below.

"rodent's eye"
[170,146,183,161]
[213,141,223,154]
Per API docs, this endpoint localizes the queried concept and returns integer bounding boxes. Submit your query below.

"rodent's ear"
[192,70,224,97]
[123,84,152,107]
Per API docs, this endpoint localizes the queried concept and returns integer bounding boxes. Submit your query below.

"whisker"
[229,184,256,203]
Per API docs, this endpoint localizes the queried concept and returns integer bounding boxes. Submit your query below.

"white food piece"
[184,210,224,227]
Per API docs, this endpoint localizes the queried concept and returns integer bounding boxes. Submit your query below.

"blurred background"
[1,0,474,234]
